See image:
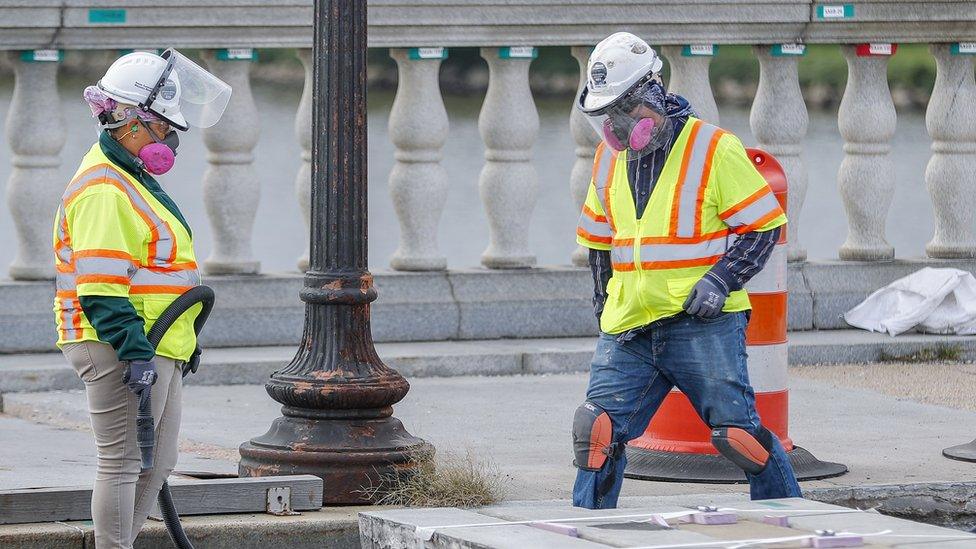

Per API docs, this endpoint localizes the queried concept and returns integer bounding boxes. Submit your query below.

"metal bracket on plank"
[266,486,300,516]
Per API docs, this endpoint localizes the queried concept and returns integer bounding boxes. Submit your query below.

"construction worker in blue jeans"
[571,32,802,509]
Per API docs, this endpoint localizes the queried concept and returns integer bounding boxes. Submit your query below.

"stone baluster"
[6,50,65,280]
[201,49,260,274]
[388,48,449,271]
[570,46,601,268]
[661,45,719,125]
[750,45,809,262]
[925,44,976,259]
[837,45,896,261]
[478,47,539,269]
[295,49,313,272]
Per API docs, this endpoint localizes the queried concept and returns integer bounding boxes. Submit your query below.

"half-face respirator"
[583,78,672,157]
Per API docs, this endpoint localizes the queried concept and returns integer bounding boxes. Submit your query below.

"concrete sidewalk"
[4,372,976,499]
[3,329,975,393]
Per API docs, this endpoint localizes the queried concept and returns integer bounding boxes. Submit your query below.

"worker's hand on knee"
[683,274,728,319]
[122,359,157,394]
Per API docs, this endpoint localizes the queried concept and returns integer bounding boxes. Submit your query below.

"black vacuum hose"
[145,285,215,549]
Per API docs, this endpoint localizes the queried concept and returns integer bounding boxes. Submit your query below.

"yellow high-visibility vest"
[577,117,787,335]
[53,143,201,361]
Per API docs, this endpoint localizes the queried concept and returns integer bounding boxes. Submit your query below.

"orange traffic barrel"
[623,149,847,482]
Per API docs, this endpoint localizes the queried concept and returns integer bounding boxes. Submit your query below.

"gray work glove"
[122,359,157,394]
[682,274,729,319]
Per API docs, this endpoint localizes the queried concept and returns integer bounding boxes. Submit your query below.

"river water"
[0,79,935,276]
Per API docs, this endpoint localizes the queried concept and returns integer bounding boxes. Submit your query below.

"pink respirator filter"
[139,143,175,175]
[629,118,656,151]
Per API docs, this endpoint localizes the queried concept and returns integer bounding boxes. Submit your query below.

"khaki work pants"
[63,341,183,549]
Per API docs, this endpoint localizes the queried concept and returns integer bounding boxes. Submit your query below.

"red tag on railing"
[855,43,897,56]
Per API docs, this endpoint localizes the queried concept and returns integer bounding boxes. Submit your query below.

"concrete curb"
[3,331,976,394]
[0,508,364,549]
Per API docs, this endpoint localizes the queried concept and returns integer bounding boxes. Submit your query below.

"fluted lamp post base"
[239,406,431,505]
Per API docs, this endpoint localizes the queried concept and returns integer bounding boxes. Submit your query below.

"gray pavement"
[4,372,976,499]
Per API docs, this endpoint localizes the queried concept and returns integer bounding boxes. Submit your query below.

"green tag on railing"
[771,44,806,56]
[20,49,62,63]
[817,4,854,19]
[682,45,717,57]
[408,47,448,60]
[499,47,538,59]
[951,43,976,55]
[216,48,256,61]
[89,9,126,24]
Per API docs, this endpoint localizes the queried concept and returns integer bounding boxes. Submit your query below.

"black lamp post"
[238,0,431,504]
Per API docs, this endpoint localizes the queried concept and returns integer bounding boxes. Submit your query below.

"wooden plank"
[0,475,323,525]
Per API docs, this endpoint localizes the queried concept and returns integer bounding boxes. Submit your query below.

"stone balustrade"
[1,1,975,287]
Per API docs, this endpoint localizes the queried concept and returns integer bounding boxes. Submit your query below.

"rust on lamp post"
[238,0,432,504]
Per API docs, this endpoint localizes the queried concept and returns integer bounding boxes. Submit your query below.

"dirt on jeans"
[791,362,976,412]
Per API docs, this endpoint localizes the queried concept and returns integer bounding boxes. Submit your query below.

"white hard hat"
[579,32,663,113]
[98,49,232,131]
[99,51,188,130]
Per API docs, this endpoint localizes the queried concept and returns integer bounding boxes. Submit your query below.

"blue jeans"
[572,312,801,509]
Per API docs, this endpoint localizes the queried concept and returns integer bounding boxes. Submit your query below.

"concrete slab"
[358,496,976,548]
[4,330,976,394]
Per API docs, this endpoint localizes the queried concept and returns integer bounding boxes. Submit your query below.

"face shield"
[581,76,674,160]
[141,49,232,130]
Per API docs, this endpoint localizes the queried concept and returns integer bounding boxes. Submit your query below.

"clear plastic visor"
[162,49,232,128]
[584,95,664,155]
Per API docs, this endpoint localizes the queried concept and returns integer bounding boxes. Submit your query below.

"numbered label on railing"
[856,43,897,57]
[682,45,717,57]
[817,4,854,19]
[217,48,256,61]
[951,43,976,55]
[772,44,806,57]
[89,8,126,24]
[21,50,62,63]
[499,47,538,59]
[409,47,448,60]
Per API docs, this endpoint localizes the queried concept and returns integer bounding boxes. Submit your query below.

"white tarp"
[844,267,976,336]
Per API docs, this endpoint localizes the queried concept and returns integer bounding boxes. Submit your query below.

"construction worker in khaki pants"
[55,50,230,548]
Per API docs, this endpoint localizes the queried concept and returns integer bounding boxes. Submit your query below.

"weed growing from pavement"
[358,447,505,507]
[879,343,963,363]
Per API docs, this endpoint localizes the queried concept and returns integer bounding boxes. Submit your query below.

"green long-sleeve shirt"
[77,132,193,362]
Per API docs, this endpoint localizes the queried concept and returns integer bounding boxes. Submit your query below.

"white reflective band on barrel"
[745,343,789,392]
[640,236,728,263]
[675,123,720,238]
[744,244,787,293]
[723,190,781,229]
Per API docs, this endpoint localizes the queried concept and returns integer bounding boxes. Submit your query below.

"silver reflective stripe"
[675,123,720,238]
[130,268,200,288]
[592,146,616,215]
[640,236,729,262]
[723,191,781,229]
[56,273,76,291]
[611,245,634,265]
[64,165,176,265]
[578,212,611,239]
[74,256,134,278]
[55,207,72,264]
[60,298,79,340]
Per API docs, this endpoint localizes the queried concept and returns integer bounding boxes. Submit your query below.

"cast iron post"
[238,0,431,504]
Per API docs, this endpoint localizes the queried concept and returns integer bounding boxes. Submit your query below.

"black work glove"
[122,359,157,395]
[682,274,729,319]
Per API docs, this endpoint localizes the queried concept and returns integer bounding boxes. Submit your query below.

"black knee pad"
[572,401,615,471]
[711,425,775,475]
